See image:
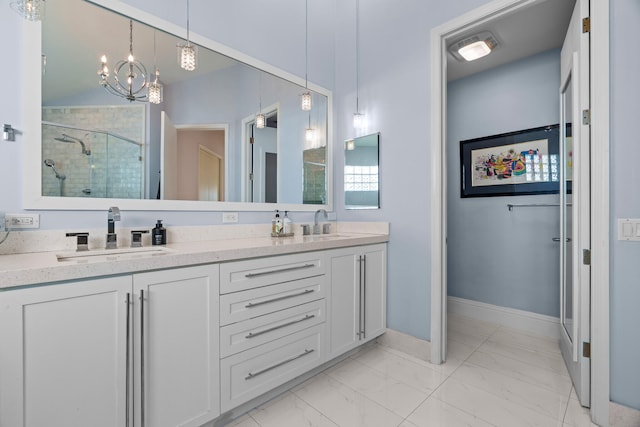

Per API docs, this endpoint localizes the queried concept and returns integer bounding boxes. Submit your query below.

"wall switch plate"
[617,219,640,241]
[222,212,239,223]
[6,213,40,229]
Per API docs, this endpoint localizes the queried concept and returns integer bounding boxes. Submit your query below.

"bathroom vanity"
[0,226,388,427]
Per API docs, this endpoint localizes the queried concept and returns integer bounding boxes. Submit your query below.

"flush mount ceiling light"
[10,0,45,21]
[177,0,197,71]
[450,32,498,62]
[98,20,150,102]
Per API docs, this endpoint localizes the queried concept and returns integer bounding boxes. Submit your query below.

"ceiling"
[447,0,576,81]
[41,0,576,102]
[42,0,239,103]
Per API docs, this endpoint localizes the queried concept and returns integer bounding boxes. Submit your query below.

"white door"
[198,145,221,201]
[160,111,178,200]
[133,265,220,427]
[559,0,590,407]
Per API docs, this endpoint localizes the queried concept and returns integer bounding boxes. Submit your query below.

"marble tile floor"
[226,314,597,427]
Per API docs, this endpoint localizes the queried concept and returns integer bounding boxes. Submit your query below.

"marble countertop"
[0,225,388,289]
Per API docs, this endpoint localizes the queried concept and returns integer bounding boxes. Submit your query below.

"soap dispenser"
[272,210,283,236]
[152,220,166,245]
[283,211,293,235]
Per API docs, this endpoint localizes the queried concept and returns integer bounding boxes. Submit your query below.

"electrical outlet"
[5,213,40,229]
[222,212,239,223]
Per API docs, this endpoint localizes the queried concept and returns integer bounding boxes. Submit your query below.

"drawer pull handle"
[245,263,316,278]
[246,314,316,339]
[245,349,315,380]
[245,289,315,308]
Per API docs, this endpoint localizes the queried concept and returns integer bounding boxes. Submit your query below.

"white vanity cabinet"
[0,276,131,427]
[0,264,220,427]
[133,264,220,427]
[328,243,387,358]
[219,251,327,412]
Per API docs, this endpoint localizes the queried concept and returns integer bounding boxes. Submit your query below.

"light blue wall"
[446,49,561,317]
[2,0,639,411]
[610,0,640,411]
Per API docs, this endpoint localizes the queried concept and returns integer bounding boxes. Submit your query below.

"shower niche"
[41,105,144,199]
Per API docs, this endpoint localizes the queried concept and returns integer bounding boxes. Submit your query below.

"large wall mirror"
[344,132,379,209]
[23,0,332,211]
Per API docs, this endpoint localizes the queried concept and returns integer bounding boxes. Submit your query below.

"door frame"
[429,0,610,425]
[175,123,229,202]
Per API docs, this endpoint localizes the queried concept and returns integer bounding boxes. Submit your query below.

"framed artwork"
[460,124,567,198]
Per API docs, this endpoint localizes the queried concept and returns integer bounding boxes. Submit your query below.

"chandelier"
[177,0,197,71]
[98,20,150,102]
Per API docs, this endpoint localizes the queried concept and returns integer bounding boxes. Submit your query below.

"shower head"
[54,134,91,156]
[44,159,66,180]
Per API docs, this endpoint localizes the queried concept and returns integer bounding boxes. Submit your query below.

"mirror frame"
[22,0,333,212]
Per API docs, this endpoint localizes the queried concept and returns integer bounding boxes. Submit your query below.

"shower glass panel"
[42,123,144,199]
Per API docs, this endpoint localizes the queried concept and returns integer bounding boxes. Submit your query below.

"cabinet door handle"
[246,314,316,339]
[357,255,363,338]
[552,237,572,242]
[125,293,131,427]
[139,290,145,427]
[361,254,367,340]
[244,263,316,278]
[245,289,314,308]
[244,349,315,380]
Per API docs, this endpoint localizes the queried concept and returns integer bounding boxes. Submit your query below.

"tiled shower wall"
[42,105,145,198]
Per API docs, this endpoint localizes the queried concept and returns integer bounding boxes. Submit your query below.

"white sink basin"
[56,247,172,263]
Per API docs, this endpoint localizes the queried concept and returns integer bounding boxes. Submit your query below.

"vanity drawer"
[220,252,325,294]
[220,325,325,412]
[220,299,325,358]
[219,276,326,326]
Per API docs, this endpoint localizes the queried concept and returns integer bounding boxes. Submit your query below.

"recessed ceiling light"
[450,32,498,62]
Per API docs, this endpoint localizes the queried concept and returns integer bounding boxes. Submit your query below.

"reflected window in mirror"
[344,132,379,209]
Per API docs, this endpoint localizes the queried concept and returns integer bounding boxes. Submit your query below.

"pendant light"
[353,0,364,128]
[256,73,266,128]
[148,31,163,104]
[301,0,312,111]
[305,113,315,143]
[10,0,45,21]
[178,0,197,71]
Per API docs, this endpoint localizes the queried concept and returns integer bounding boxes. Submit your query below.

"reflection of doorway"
[265,152,277,203]
[429,0,610,424]
[198,146,222,201]
[241,103,279,203]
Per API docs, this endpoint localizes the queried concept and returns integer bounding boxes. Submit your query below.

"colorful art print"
[460,125,564,198]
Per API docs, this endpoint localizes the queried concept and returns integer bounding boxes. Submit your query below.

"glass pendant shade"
[256,113,266,129]
[148,70,163,104]
[10,0,45,21]
[305,127,314,143]
[179,44,197,71]
[301,91,312,111]
[353,112,364,129]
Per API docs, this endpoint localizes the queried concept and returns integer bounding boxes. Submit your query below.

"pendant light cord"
[186,0,191,46]
[355,0,360,114]
[305,0,309,89]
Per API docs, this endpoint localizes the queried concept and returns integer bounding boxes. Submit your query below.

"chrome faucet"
[313,209,328,234]
[106,206,121,249]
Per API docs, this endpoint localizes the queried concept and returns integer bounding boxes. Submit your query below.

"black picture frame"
[460,124,565,198]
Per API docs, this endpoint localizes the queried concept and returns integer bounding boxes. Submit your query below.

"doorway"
[429,0,610,425]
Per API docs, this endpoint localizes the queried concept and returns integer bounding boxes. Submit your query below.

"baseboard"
[376,328,431,362]
[610,401,640,427]
[448,296,561,340]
